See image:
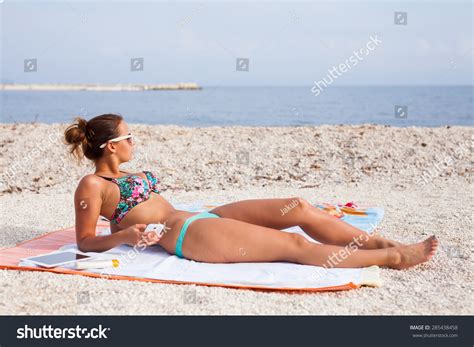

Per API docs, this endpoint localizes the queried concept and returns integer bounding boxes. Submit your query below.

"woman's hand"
[121,224,146,246]
[141,230,163,246]
[120,224,163,247]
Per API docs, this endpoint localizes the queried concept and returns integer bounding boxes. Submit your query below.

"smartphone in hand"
[144,223,166,237]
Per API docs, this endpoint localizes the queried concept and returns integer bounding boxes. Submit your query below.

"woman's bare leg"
[297,200,405,249]
[160,216,438,269]
[210,197,403,250]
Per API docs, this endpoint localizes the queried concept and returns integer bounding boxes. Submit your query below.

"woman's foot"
[372,235,406,248]
[388,236,439,270]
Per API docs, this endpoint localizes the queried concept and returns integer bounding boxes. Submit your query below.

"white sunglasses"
[99,133,134,149]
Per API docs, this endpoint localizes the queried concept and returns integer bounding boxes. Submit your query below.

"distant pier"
[0,83,202,91]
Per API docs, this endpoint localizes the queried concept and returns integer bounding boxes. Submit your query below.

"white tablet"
[21,250,92,268]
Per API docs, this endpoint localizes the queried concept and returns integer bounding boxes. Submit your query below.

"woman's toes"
[390,236,439,270]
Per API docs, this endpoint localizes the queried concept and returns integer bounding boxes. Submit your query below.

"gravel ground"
[0,123,472,315]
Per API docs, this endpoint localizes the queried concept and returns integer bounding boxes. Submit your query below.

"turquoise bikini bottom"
[175,211,220,259]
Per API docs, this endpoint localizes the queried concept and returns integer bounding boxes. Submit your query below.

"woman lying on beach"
[64,113,438,270]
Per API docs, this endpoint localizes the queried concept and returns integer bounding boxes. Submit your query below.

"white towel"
[20,201,384,290]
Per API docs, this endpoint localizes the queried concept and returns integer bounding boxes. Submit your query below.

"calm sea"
[0,86,472,127]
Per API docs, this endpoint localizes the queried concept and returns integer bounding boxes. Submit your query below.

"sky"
[0,0,472,86]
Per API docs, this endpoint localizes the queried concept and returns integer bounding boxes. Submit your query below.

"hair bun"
[76,117,95,141]
[64,116,88,147]
[76,117,88,134]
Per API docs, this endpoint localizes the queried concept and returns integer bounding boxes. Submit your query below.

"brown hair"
[64,113,123,163]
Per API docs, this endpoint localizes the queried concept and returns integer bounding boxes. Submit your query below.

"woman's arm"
[110,222,123,234]
[74,176,127,252]
[78,230,128,253]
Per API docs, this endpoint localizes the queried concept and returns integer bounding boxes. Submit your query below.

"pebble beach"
[0,122,472,315]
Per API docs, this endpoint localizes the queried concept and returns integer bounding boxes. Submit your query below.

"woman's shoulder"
[78,174,105,186]
[74,174,106,198]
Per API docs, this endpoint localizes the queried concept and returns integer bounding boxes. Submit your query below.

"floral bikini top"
[97,170,161,225]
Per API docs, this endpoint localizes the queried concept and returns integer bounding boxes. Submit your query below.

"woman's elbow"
[77,237,92,253]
